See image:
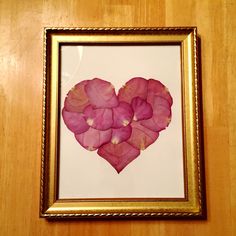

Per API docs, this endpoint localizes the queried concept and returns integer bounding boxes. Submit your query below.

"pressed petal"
[64,80,90,112]
[85,78,118,108]
[97,142,140,173]
[127,121,159,150]
[141,96,172,132]
[112,102,134,128]
[75,128,112,151]
[62,108,89,134]
[131,97,153,121]
[111,125,132,144]
[147,79,173,106]
[118,77,148,103]
[83,105,113,130]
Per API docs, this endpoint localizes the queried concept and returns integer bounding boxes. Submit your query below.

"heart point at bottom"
[97,142,140,173]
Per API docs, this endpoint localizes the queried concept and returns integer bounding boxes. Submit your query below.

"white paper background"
[59,45,184,199]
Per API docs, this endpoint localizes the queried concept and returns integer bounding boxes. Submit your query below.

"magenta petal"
[127,121,159,150]
[141,96,172,132]
[97,142,140,173]
[64,80,90,113]
[147,79,173,106]
[83,105,113,130]
[112,102,134,128]
[62,108,89,134]
[111,125,132,144]
[118,77,148,103]
[131,97,153,121]
[85,78,118,108]
[75,128,112,151]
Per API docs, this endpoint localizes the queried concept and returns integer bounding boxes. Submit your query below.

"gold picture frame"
[40,27,205,219]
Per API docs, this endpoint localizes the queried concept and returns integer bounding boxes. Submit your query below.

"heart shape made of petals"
[62,77,173,173]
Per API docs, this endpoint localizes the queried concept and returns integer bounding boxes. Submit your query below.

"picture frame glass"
[59,45,185,199]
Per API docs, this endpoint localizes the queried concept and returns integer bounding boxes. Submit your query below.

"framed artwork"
[40,27,205,219]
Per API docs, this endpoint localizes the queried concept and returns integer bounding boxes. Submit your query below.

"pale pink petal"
[141,96,172,132]
[112,102,134,128]
[97,142,140,173]
[62,108,89,134]
[64,80,90,112]
[147,79,173,106]
[83,105,113,130]
[131,97,153,121]
[111,125,132,144]
[85,78,118,108]
[75,128,112,151]
[118,77,148,103]
[127,121,159,150]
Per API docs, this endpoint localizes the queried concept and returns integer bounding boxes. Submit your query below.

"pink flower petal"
[147,79,173,106]
[112,102,134,128]
[97,142,140,173]
[85,78,118,108]
[111,125,132,144]
[83,105,113,130]
[62,108,89,134]
[118,77,148,103]
[75,128,112,151]
[141,96,172,132]
[64,80,90,113]
[131,97,153,121]
[127,121,159,150]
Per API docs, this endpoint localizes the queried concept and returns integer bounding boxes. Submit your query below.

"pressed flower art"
[62,77,173,173]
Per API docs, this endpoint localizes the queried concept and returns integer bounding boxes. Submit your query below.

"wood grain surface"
[0,0,235,235]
